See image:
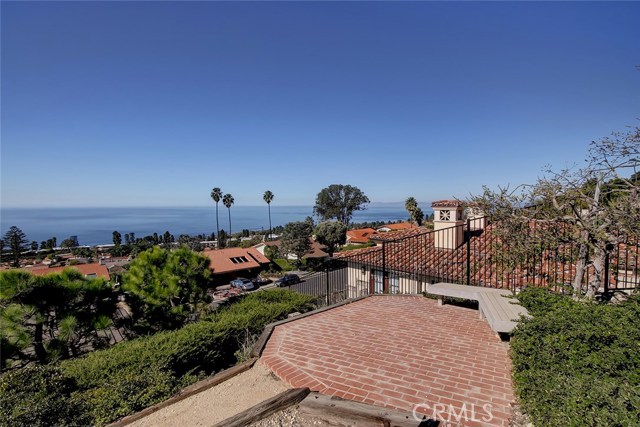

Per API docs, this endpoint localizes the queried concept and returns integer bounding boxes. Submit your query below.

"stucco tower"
[432,200,464,249]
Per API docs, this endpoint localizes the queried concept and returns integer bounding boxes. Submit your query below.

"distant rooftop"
[431,199,464,208]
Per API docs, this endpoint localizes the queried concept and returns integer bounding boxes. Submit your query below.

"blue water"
[1,205,432,246]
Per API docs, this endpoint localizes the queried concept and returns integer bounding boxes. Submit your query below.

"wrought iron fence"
[286,262,350,307]
[290,219,639,302]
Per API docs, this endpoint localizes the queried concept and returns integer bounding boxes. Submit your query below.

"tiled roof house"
[333,223,540,297]
[334,218,639,298]
[375,221,415,233]
[202,247,270,277]
[25,263,111,280]
[345,228,376,244]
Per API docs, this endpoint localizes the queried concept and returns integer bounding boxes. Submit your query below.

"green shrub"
[0,290,316,426]
[512,288,640,427]
[273,258,294,271]
[514,286,573,316]
[0,365,91,427]
[78,369,186,425]
[339,242,376,251]
[57,289,315,425]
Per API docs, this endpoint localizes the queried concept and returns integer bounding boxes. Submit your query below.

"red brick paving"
[261,295,515,427]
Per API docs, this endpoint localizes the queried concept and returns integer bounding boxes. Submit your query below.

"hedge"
[511,288,640,427]
[0,289,316,427]
[0,365,91,427]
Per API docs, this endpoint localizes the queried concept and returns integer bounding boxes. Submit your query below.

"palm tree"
[263,190,274,241]
[210,187,222,243]
[405,197,418,224]
[223,193,234,237]
[405,196,424,226]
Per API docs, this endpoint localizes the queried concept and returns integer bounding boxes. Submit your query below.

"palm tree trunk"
[268,204,272,241]
[215,203,220,244]
[228,208,232,237]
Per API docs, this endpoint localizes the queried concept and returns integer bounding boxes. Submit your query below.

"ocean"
[1,205,432,246]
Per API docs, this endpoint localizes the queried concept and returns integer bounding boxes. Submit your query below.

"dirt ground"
[249,406,344,427]
[128,361,290,427]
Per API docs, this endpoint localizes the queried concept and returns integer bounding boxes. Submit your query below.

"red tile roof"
[339,225,521,287]
[335,223,638,290]
[431,199,464,208]
[346,228,376,244]
[262,241,280,247]
[370,226,429,242]
[25,263,111,280]
[375,222,415,232]
[203,247,270,274]
[306,239,329,259]
[336,226,512,287]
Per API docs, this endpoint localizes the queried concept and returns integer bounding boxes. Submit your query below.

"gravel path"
[128,362,289,427]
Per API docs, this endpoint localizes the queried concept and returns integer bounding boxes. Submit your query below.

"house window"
[230,256,249,264]
[439,210,451,221]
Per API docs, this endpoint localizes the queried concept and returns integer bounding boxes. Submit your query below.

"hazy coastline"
[1,204,433,246]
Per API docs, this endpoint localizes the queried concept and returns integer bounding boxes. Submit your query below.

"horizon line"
[1,202,437,209]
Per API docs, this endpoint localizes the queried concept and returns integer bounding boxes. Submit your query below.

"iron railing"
[289,219,639,301]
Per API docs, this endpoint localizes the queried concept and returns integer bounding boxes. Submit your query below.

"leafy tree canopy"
[280,221,313,267]
[313,184,370,225]
[314,221,347,256]
[60,236,79,249]
[112,231,122,247]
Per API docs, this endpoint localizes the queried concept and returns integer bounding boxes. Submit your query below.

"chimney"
[431,200,464,249]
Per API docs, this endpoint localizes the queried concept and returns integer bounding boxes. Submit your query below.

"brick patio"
[261,295,515,427]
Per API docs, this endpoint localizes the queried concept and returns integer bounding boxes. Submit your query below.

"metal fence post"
[326,265,330,305]
[466,219,471,287]
[603,245,612,295]
[382,241,387,282]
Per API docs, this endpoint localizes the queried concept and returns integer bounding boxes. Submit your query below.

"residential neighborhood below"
[0,218,427,297]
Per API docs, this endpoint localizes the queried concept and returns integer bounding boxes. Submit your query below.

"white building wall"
[344,263,426,297]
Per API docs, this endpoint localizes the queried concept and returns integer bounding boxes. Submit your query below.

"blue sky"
[2,1,638,208]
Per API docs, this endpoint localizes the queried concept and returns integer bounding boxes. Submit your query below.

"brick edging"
[107,358,258,427]
[250,296,369,358]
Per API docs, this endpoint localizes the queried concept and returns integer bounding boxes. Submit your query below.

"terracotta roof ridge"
[246,250,267,264]
[334,246,382,258]
[431,199,464,207]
